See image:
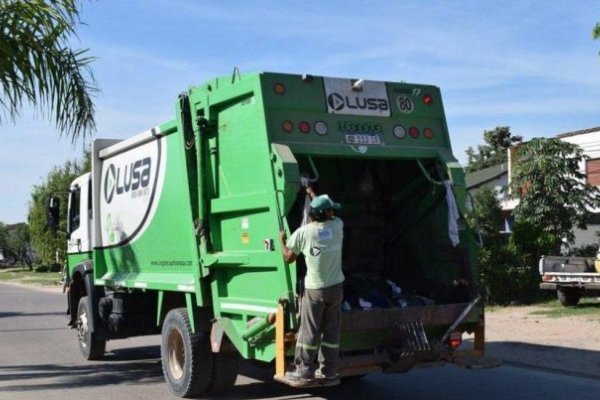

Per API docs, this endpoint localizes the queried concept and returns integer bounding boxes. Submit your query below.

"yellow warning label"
[241,232,250,244]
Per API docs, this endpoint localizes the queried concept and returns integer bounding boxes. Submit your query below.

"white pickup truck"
[539,254,600,306]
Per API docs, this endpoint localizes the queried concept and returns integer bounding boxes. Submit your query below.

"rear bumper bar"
[540,282,600,290]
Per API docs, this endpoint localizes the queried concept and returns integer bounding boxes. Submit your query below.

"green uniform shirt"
[287,217,344,289]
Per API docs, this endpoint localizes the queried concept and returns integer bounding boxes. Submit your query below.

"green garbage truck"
[48,71,495,398]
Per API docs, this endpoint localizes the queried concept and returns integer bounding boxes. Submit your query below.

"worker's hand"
[306,185,316,199]
[279,230,287,243]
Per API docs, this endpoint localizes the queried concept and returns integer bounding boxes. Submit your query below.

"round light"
[315,121,328,135]
[409,127,419,138]
[393,125,406,139]
[282,120,294,133]
[423,95,433,105]
[423,128,434,139]
[274,83,286,95]
[298,121,311,134]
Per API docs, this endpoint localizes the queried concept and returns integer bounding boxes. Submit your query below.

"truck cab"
[67,173,92,258]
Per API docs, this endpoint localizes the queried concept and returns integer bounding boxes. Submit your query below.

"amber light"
[423,95,433,105]
[274,83,286,95]
[298,121,311,134]
[409,127,419,138]
[282,120,294,133]
[423,128,434,139]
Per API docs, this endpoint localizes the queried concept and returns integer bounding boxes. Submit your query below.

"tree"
[467,186,504,245]
[0,0,96,140]
[465,126,522,172]
[0,222,33,268]
[595,22,600,56]
[0,222,8,262]
[28,153,89,267]
[510,138,600,253]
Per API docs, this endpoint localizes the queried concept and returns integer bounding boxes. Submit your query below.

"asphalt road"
[1,282,599,400]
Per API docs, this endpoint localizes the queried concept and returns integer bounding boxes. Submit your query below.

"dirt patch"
[484,304,600,378]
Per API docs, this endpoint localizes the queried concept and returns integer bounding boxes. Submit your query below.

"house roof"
[465,162,508,189]
[556,126,600,139]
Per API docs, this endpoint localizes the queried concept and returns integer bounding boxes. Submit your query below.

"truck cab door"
[67,173,92,254]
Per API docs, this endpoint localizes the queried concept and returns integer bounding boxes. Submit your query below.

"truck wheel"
[161,308,213,398]
[76,296,106,360]
[208,338,239,395]
[557,288,581,307]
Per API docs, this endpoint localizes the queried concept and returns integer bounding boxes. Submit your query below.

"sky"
[1,0,599,224]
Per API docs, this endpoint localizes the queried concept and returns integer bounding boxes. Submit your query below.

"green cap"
[310,194,341,212]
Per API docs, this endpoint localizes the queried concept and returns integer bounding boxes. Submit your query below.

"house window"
[586,159,600,186]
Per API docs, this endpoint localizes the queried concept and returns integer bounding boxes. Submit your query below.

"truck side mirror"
[46,196,60,232]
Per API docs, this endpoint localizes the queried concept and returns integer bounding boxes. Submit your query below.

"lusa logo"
[104,157,152,204]
[327,92,389,112]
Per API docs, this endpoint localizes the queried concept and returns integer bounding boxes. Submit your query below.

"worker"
[279,187,344,385]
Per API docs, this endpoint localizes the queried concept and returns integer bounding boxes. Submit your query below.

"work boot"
[284,369,314,382]
[314,370,340,386]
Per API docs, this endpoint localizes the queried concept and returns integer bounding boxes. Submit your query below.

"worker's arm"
[279,231,298,263]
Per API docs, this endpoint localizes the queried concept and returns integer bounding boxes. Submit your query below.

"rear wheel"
[76,296,106,360]
[161,308,213,398]
[557,287,581,307]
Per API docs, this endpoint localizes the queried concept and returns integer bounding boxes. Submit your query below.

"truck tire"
[557,287,581,307]
[161,308,213,398]
[208,338,239,395]
[76,296,106,360]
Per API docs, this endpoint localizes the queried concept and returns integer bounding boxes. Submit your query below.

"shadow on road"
[0,311,65,318]
[0,344,392,399]
[486,341,600,379]
[103,345,161,361]
[0,359,164,392]
[0,345,164,392]
[5,339,596,398]
[230,361,377,400]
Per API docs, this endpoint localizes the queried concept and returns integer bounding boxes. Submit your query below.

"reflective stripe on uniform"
[321,341,339,349]
[296,342,319,350]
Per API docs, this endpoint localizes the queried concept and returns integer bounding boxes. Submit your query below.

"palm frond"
[0,0,97,141]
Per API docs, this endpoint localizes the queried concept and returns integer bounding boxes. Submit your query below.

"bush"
[34,263,61,273]
[467,185,555,305]
[478,241,547,305]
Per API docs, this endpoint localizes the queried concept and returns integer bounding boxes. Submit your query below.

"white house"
[555,126,600,247]
[466,126,600,247]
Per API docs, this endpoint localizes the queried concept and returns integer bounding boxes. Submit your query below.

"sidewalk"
[484,305,600,379]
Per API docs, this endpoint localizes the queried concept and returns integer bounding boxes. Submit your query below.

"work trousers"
[295,282,343,376]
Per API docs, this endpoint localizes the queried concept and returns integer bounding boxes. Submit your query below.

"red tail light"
[423,95,433,105]
[274,83,286,95]
[298,121,311,134]
[409,127,419,138]
[448,331,462,349]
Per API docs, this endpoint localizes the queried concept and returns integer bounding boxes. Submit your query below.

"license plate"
[344,133,381,145]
